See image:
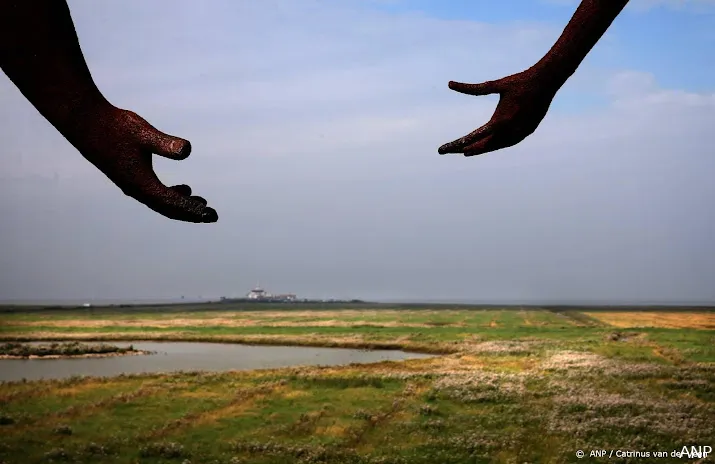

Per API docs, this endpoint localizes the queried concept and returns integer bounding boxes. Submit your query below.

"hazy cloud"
[1,0,713,303]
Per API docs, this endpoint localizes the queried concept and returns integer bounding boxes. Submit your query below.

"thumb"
[448,79,501,96]
[149,132,192,161]
[139,124,192,161]
[117,110,192,160]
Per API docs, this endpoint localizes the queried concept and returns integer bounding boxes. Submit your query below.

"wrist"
[528,56,574,93]
[67,91,114,121]
[56,94,117,147]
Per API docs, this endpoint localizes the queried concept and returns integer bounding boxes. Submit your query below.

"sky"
[1,0,714,304]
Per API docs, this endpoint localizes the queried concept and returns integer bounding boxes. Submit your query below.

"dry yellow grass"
[316,423,349,437]
[0,331,177,340]
[283,390,310,399]
[187,393,267,427]
[178,390,225,399]
[7,315,459,329]
[52,380,112,397]
[585,311,715,329]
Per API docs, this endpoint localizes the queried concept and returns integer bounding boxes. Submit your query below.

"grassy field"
[0,304,713,463]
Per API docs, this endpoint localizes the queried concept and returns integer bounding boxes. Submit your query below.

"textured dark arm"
[0,0,218,223]
[439,0,630,157]
[531,0,631,88]
[0,0,111,135]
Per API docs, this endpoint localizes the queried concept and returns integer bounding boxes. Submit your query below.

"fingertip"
[202,207,218,223]
[439,136,472,154]
[167,139,191,161]
[448,81,466,91]
[176,139,192,160]
[152,136,192,161]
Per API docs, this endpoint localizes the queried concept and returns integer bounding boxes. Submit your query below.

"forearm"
[0,0,111,136]
[531,0,629,88]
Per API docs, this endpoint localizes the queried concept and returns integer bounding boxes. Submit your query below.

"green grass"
[0,305,713,463]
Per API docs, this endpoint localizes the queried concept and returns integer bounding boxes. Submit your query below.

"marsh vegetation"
[0,341,145,359]
[0,305,713,463]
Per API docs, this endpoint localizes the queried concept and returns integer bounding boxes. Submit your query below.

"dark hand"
[438,70,558,157]
[72,107,218,223]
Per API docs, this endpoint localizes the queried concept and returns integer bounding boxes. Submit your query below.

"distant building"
[247,286,270,300]
[245,285,297,302]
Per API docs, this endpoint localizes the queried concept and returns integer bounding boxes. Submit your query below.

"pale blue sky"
[1,0,713,304]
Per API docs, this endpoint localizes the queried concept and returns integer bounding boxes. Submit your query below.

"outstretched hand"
[73,107,218,223]
[438,69,559,157]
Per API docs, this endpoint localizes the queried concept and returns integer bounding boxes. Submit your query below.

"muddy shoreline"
[0,350,153,360]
